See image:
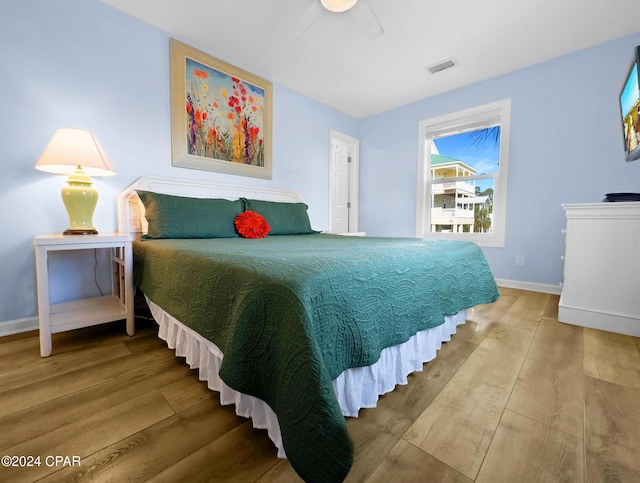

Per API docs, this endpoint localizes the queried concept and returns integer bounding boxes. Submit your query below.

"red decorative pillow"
[235,211,270,238]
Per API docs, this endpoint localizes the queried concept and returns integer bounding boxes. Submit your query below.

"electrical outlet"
[515,255,525,266]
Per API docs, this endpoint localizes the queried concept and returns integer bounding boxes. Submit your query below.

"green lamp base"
[61,167,99,236]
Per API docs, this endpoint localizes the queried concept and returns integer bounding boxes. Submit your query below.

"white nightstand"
[33,233,135,357]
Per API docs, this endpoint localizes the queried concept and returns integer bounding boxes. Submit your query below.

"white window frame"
[416,99,511,247]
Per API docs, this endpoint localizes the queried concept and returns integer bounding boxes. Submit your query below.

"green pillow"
[241,198,317,235]
[137,190,242,239]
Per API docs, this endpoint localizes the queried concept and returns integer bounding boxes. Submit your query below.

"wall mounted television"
[620,46,640,162]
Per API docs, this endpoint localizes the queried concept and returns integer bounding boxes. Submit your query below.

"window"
[416,99,511,247]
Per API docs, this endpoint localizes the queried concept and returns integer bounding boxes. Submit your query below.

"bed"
[117,175,500,483]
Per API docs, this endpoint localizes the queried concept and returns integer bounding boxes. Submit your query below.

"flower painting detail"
[185,58,265,167]
[170,39,272,178]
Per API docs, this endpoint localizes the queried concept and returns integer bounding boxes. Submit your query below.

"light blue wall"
[0,0,358,325]
[359,32,640,287]
[1,0,639,329]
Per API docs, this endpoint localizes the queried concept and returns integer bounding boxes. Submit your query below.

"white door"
[329,130,359,233]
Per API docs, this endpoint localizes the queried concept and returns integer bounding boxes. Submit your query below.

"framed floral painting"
[170,39,272,178]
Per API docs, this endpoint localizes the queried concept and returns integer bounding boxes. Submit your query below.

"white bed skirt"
[145,296,466,458]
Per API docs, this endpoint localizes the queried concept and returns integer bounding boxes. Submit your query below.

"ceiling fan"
[290,0,384,40]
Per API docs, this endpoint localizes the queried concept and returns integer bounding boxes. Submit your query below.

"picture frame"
[170,39,273,179]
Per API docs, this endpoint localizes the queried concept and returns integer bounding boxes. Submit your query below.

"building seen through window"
[416,99,510,248]
[429,134,496,234]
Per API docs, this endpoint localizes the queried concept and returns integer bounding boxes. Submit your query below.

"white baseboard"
[495,278,562,295]
[0,317,39,337]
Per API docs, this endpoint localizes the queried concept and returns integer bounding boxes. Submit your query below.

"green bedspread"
[133,234,499,482]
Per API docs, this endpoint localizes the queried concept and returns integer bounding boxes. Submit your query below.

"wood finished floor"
[1,287,639,482]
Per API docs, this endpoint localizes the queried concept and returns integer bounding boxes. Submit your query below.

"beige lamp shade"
[321,0,358,12]
[35,128,116,176]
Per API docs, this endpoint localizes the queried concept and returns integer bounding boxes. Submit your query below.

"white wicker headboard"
[117,175,304,237]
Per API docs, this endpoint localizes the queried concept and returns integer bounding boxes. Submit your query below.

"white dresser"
[558,202,640,336]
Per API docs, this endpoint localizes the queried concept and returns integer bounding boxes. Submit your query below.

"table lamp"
[35,128,116,235]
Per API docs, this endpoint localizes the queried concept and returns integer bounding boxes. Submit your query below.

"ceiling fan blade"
[288,1,324,41]
[349,0,384,37]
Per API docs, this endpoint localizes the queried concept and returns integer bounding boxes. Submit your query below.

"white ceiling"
[102,0,640,118]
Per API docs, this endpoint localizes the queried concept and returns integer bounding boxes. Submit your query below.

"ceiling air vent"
[426,58,457,74]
